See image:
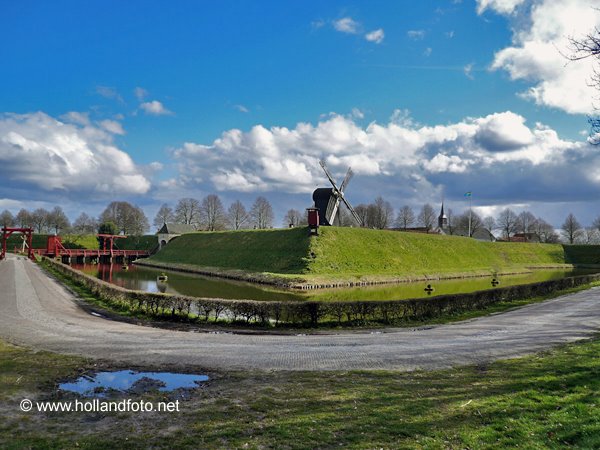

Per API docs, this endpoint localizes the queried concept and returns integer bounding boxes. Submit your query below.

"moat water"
[70,263,598,302]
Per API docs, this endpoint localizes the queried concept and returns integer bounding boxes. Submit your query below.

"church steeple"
[438,202,448,229]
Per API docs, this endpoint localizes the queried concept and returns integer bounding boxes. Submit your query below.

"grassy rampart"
[147,227,599,283]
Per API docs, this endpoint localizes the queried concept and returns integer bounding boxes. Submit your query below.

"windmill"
[312,160,363,227]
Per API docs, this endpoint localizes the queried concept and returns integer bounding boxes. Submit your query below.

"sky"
[1,0,600,229]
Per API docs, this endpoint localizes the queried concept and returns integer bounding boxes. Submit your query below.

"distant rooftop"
[156,223,196,235]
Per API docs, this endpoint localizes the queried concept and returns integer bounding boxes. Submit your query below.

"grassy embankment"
[2,336,599,448]
[144,227,598,285]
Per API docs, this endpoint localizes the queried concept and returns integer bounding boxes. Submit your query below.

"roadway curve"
[1,254,600,371]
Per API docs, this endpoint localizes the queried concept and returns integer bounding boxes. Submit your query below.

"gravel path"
[1,254,599,371]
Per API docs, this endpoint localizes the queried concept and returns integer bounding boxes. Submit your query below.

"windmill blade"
[339,167,353,193]
[319,160,341,194]
[341,196,363,227]
[327,197,341,225]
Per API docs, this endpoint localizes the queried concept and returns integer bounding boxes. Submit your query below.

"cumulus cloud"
[365,28,385,44]
[172,110,599,206]
[484,0,600,114]
[140,100,173,116]
[95,85,123,103]
[407,30,426,40]
[0,112,150,199]
[333,17,360,34]
[234,104,249,113]
[99,119,125,135]
[476,0,525,15]
[134,87,148,101]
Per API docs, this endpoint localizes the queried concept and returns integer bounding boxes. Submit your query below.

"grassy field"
[148,227,594,283]
[1,336,599,448]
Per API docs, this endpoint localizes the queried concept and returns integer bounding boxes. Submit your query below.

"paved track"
[1,254,599,371]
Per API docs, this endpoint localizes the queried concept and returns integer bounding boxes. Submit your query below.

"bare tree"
[534,218,560,243]
[174,198,201,227]
[73,212,98,234]
[354,204,369,227]
[567,27,600,142]
[583,227,600,244]
[561,213,583,244]
[0,210,14,228]
[367,196,393,229]
[417,203,436,232]
[47,206,70,235]
[15,209,32,228]
[199,194,226,231]
[483,216,496,239]
[496,208,518,240]
[395,205,415,230]
[456,210,483,237]
[100,201,149,235]
[445,208,456,235]
[284,209,303,227]
[153,203,174,229]
[516,211,538,234]
[250,196,274,229]
[227,200,249,230]
[31,208,49,233]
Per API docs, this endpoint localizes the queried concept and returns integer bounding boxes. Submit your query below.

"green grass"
[151,227,311,274]
[149,227,600,283]
[1,336,600,448]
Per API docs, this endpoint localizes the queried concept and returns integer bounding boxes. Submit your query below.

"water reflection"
[70,263,598,303]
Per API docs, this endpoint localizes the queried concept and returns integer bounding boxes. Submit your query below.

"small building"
[156,223,196,249]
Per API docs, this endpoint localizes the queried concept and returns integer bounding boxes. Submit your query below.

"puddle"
[59,370,209,397]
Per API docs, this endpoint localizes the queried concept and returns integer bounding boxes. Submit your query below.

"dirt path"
[1,254,600,371]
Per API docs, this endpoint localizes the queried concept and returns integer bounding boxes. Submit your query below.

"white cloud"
[407,30,426,40]
[61,111,90,126]
[134,87,148,101]
[99,119,125,135]
[95,85,123,103]
[365,28,385,44]
[476,0,525,15]
[234,104,249,113]
[445,30,455,39]
[0,112,150,198]
[173,110,597,209]
[424,47,432,57]
[350,108,365,119]
[140,100,173,116]
[486,0,600,114]
[311,19,325,29]
[464,63,474,79]
[333,17,360,34]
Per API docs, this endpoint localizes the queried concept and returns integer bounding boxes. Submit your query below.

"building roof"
[453,227,495,241]
[156,222,196,235]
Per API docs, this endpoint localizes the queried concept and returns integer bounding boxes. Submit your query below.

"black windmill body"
[312,160,363,227]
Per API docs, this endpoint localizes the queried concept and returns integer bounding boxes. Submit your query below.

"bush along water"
[42,257,600,328]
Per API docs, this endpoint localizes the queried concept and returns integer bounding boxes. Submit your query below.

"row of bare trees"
[153,196,275,231]
[0,201,150,237]
[0,207,71,234]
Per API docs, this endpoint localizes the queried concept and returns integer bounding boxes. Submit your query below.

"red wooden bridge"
[0,228,149,262]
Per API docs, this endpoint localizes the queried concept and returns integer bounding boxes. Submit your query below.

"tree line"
[0,196,596,244]
[154,196,280,231]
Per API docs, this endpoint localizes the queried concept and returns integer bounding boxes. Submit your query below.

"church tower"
[438,202,448,230]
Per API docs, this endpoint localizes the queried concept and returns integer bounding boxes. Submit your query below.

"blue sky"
[1,0,599,228]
